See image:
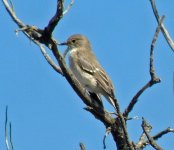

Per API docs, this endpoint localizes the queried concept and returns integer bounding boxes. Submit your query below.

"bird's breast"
[69,51,98,93]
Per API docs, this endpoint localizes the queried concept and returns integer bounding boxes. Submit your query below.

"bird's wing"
[76,52,96,75]
[95,66,115,98]
[77,52,115,98]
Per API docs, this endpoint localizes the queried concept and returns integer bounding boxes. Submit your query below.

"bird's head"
[59,34,91,57]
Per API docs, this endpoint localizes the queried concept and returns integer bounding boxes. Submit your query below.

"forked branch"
[150,0,174,52]
[141,118,163,150]
[123,16,164,118]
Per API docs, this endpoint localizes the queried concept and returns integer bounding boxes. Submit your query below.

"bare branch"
[79,143,86,150]
[2,0,25,28]
[4,106,14,150]
[137,127,174,149]
[123,81,152,118]
[136,132,148,149]
[9,0,14,12]
[2,0,63,75]
[5,106,10,150]
[9,122,14,150]
[44,0,64,37]
[142,118,163,150]
[153,127,174,141]
[136,118,152,149]
[150,0,174,52]
[123,16,164,118]
[116,109,134,149]
[103,127,111,149]
[150,15,165,80]
[63,0,74,16]
[36,41,63,75]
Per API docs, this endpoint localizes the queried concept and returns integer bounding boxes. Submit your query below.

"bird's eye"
[72,40,76,43]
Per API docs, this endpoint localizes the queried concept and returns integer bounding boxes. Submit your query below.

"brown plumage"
[60,34,117,109]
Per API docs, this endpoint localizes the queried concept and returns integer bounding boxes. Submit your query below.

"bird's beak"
[58,42,69,58]
[58,42,68,46]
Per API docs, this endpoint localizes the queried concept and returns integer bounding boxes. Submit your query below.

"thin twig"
[149,0,174,52]
[103,127,111,149]
[123,16,164,118]
[37,42,63,75]
[123,81,152,117]
[9,122,14,150]
[153,127,174,140]
[79,143,86,150]
[127,116,139,121]
[2,0,25,27]
[142,118,163,150]
[5,106,10,150]
[9,0,14,12]
[63,0,74,16]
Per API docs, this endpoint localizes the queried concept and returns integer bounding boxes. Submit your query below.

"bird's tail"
[107,96,117,110]
[89,92,104,108]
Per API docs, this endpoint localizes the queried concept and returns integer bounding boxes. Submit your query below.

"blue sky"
[1,0,174,149]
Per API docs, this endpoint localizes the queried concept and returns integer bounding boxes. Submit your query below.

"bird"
[59,34,117,109]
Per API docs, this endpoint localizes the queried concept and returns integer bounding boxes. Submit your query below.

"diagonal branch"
[137,127,174,149]
[63,0,74,16]
[2,0,63,75]
[150,0,174,52]
[123,16,164,118]
[2,0,24,27]
[44,0,64,38]
[153,127,174,141]
[142,118,163,150]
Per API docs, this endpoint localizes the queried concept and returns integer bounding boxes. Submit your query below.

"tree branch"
[149,0,174,52]
[142,118,163,150]
[123,16,164,118]
[137,126,174,149]
[5,106,10,150]
[5,106,14,150]
[153,127,174,141]
[44,0,64,38]
[63,0,74,16]
[9,122,14,150]
[79,143,86,150]
[2,0,63,75]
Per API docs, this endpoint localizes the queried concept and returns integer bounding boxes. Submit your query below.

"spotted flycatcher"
[59,34,117,109]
